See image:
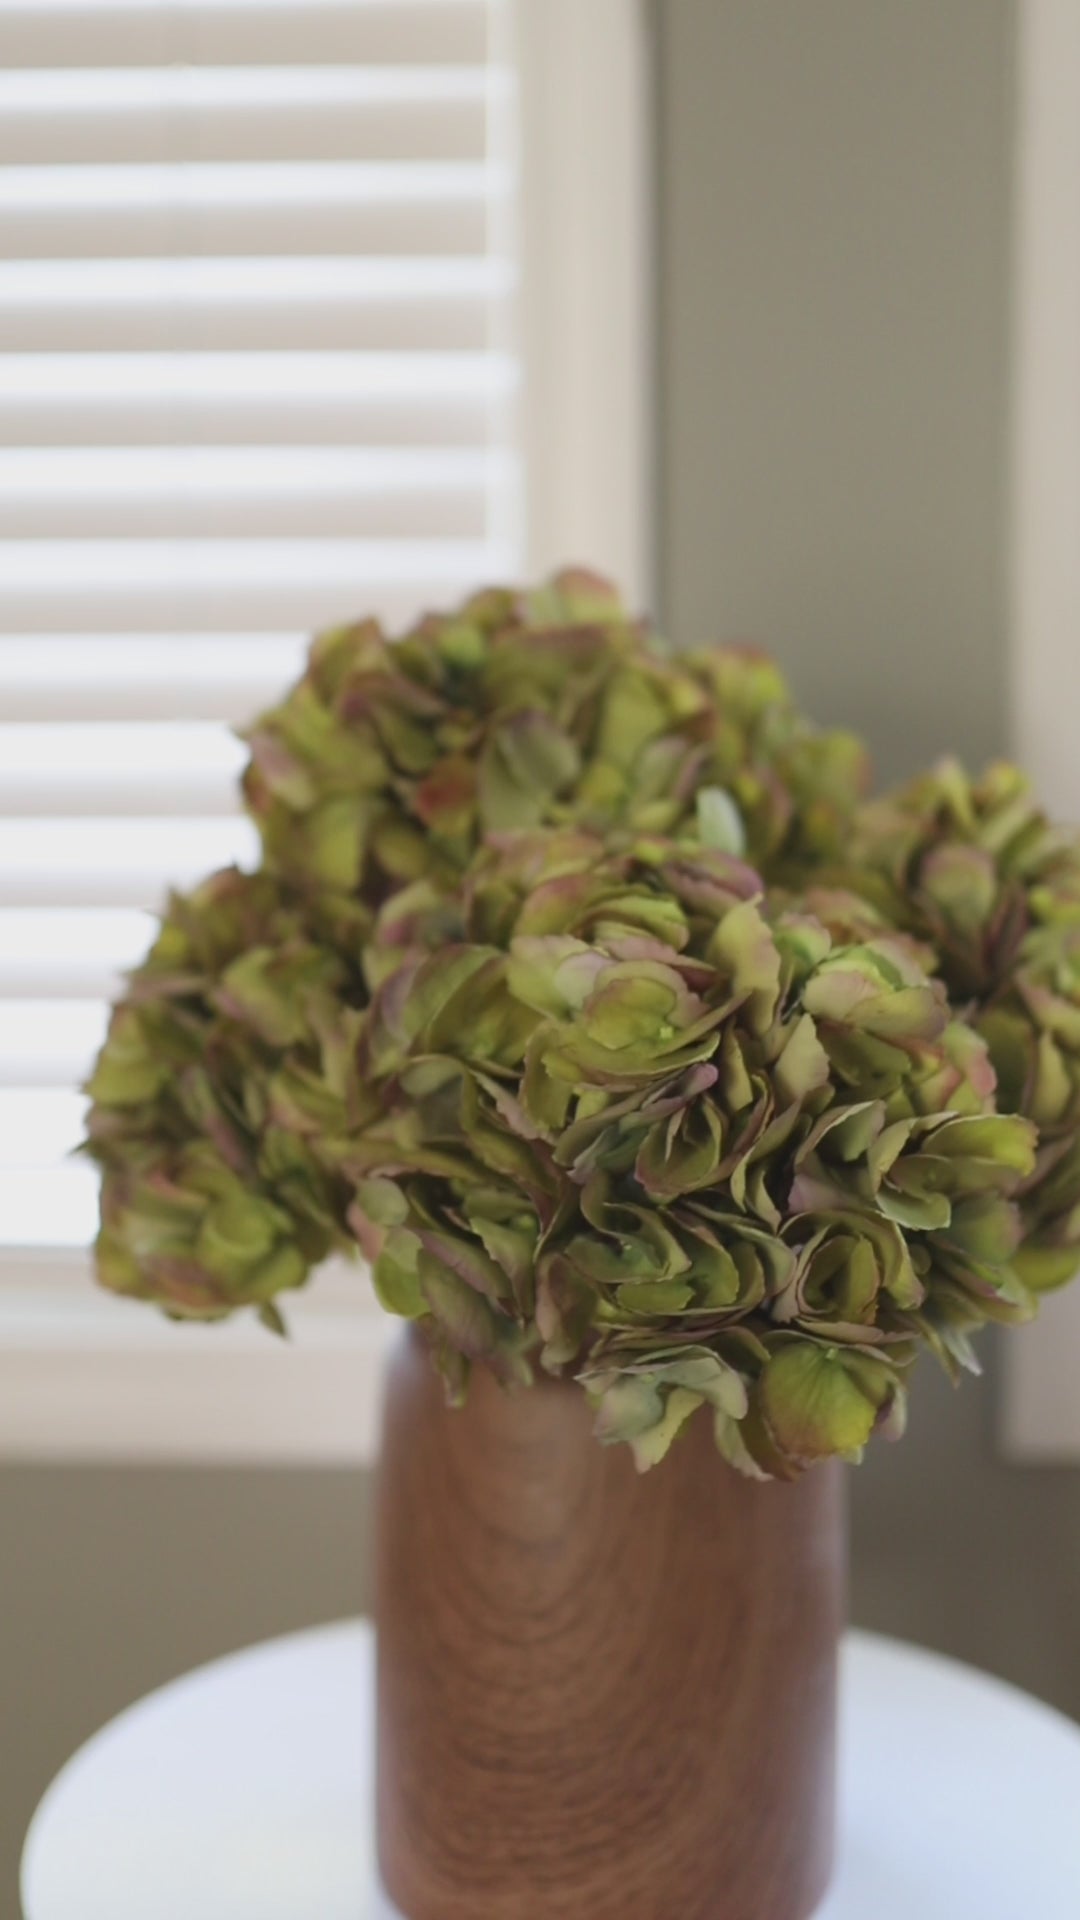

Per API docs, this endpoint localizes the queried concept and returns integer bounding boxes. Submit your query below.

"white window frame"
[1001,0,1080,1461]
[0,0,654,1465]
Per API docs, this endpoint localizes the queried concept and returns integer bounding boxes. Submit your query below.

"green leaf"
[697,787,747,856]
[258,1300,289,1339]
[1013,1244,1080,1292]
[760,1342,883,1461]
[373,1229,425,1319]
[84,1010,169,1107]
[417,1227,512,1304]
[418,1259,501,1358]
[709,900,781,1032]
[713,1407,770,1480]
[615,1280,695,1315]
[591,1374,664,1444]
[629,1387,703,1471]
[354,1177,408,1229]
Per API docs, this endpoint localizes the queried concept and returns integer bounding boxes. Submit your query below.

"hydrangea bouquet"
[85,572,1080,1479]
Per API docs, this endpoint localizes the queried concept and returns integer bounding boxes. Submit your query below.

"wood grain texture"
[375,1329,844,1920]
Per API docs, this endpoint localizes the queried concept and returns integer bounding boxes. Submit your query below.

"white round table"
[21,1622,1080,1920]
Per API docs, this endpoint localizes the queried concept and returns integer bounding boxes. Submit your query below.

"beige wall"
[655,0,1080,1715]
[656,0,1013,784]
[5,3,1080,1911]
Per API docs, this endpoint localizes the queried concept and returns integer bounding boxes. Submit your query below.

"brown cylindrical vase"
[375,1329,845,1920]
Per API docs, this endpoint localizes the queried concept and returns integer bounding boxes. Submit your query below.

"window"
[0,0,651,1459]
[0,0,519,1257]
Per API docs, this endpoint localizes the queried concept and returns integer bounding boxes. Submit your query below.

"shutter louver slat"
[0,3,489,70]
[0,0,520,1251]
[0,1169,100,1249]
[0,258,512,352]
[0,723,246,817]
[0,75,492,167]
[0,350,510,390]
[0,161,502,259]
[0,447,502,536]
[0,1090,88,1160]
[0,65,491,109]
[4,587,494,634]
[0,1002,108,1088]
[0,818,261,908]
[0,636,309,720]
[0,913,155,997]
[0,397,499,449]
[0,537,505,631]
[0,198,490,259]
[0,159,500,205]
[0,352,514,453]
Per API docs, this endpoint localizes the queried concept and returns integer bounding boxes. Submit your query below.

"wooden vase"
[375,1329,844,1920]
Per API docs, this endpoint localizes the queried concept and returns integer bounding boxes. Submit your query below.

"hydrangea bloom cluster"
[836,763,1080,1293]
[85,574,1080,1476]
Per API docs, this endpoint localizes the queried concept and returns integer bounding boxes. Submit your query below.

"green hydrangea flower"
[241,569,867,917]
[83,578,1080,1477]
[841,760,1080,1293]
[347,832,1037,1477]
[85,868,367,1321]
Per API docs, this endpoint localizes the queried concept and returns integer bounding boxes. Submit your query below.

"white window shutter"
[0,0,521,1252]
[1003,0,1080,1463]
